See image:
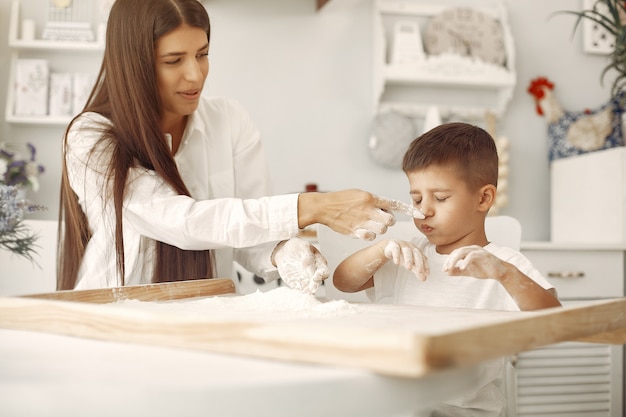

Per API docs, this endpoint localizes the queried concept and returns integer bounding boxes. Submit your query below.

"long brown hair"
[57,0,213,290]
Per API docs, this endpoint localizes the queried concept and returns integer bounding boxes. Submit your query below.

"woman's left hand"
[273,237,329,294]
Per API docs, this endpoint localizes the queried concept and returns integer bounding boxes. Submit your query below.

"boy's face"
[406,164,492,254]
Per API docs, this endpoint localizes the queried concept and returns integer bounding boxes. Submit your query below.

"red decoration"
[527,77,555,115]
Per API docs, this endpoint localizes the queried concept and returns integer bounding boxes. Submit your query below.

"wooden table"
[0,279,624,416]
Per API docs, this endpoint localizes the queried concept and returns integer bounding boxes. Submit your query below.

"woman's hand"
[272,237,329,294]
[298,189,424,241]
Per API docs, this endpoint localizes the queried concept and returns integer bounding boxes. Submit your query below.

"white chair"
[0,219,58,296]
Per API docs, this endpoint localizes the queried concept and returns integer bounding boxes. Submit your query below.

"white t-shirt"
[369,236,555,417]
[66,96,299,289]
[372,238,553,311]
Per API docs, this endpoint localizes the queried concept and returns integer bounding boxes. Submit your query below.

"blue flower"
[0,142,45,191]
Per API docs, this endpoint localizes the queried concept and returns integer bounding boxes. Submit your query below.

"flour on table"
[117,287,357,320]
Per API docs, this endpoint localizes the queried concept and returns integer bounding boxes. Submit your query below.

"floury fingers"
[274,237,329,295]
[375,195,425,220]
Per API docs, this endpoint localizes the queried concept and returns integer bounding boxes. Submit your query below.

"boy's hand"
[382,240,429,281]
[443,245,509,280]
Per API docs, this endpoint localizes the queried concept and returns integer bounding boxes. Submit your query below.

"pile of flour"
[118,287,358,320]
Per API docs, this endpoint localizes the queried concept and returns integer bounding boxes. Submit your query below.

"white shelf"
[5,114,73,125]
[385,62,515,88]
[373,0,516,120]
[9,39,104,51]
[8,0,103,51]
[377,0,458,17]
[5,0,103,126]
[522,241,626,251]
[377,0,505,17]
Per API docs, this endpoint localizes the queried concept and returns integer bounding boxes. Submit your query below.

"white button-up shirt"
[66,96,299,289]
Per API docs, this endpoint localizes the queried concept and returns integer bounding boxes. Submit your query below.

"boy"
[333,122,560,416]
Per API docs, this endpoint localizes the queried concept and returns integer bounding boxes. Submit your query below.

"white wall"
[502,0,614,241]
[0,0,614,241]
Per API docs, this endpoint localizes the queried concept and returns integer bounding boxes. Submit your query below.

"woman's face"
[155,24,209,121]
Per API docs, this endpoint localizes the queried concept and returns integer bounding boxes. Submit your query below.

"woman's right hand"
[297,189,423,241]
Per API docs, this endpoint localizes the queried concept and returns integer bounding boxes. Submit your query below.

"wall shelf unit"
[373,0,516,120]
[5,0,104,126]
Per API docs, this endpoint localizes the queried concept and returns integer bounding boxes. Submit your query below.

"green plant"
[555,0,626,97]
[0,184,46,262]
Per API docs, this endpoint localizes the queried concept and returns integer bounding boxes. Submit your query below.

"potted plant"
[0,185,46,261]
[0,143,46,261]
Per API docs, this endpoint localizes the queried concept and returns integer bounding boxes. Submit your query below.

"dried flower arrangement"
[0,185,47,261]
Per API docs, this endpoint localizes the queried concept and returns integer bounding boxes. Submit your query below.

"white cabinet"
[516,342,621,417]
[519,243,625,417]
[551,148,626,244]
[5,0,104,125]
[373,0,516,120]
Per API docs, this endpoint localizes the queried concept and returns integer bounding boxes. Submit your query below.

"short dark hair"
[402,122,498,190]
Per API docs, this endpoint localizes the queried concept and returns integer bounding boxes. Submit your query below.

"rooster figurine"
[527,76,625,161]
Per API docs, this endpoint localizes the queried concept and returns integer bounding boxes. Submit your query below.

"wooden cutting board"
[0,282,624,378]
[23,278,236,303]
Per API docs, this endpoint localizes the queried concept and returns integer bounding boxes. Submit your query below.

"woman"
[58,0,419,292]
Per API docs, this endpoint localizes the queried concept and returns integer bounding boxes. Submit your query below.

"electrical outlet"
[582,0,616,55]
